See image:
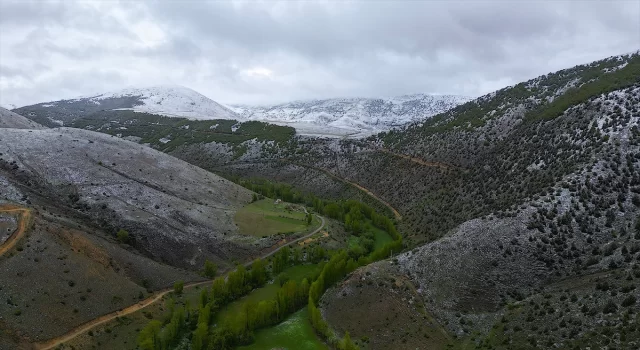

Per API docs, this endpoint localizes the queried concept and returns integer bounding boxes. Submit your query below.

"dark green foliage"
[69,111,295,152]
[622,295,637,307]
[203,260,218,278]
[602,300,618,314]
[116,229,129,243]
[526,55,640,122]
[173,280,184,295]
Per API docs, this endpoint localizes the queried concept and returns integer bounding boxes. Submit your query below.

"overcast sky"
[0,0,638,107]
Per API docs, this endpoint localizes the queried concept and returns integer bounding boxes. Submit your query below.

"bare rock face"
[0,107,46,129]
[0,127,254,269]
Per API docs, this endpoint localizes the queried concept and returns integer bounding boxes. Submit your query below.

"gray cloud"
[1,0,638,107]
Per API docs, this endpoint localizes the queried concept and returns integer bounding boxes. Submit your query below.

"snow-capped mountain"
[78,85,239,120]
[228,94,472,137]
[14,85,239,127]
[16,85,470,137]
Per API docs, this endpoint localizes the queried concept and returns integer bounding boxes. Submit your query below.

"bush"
[276,272,290,287]
[203,260,218,278]
[117,229,130,243]
[622,295,637,307]
[173,280,184,295]
[602,300,618,314]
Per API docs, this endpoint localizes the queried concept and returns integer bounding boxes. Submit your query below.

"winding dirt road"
[283,160,403,221]
[0,204,31,257]
[34,214,326,350]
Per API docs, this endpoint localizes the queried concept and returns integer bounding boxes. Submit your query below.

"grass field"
[215,264,320,324]
[237,308,328,350]
[235,199,318,237]
[347,221,393,251]
[369,224,393,250]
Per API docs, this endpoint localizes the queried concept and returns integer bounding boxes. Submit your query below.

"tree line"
[138,179,403,349]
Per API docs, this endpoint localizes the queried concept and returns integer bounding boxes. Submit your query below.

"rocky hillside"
[315,52,640,348]
[0,127,255,269]
[13,85,239,127]
[229,94,471,137]
[0,112,261,346]
[0,107,46,129]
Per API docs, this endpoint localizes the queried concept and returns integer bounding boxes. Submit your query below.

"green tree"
[340,331,358,350]
[203,259,218,278]
[117,229,129,243]
[306,213,313,225]
[173,280,184,295]
[137,320,161,350]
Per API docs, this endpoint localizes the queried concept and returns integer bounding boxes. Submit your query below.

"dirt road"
[0,204,31,257]
[34,214,326,350]
[284,160,403,221]
[377,148,462,171]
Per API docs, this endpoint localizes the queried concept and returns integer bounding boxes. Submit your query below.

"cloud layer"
[1,0,638,107]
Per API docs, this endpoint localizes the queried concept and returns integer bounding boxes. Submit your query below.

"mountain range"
[13,87,470,137]
[228,94,471,137]
[1,50,640,349]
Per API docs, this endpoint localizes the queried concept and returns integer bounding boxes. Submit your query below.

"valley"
[1,49,639,350]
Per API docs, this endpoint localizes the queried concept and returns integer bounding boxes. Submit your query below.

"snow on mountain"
[80,85,239,120]
[228,94,472,137]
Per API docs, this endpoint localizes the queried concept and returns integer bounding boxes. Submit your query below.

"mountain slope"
[309,52,640,349]
[13,85,239,127]
[0,106,46,129]
[0,127,255,269]
[229,94,471,137]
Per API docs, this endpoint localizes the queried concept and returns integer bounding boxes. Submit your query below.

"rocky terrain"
[0,127,255,269]
[317,52,640,348]
[0,107,46,130]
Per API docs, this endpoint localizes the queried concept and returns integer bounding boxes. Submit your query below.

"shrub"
[173,280,184,295]
[622,295,637,307]
[602,300,618,314]
[202,260,218,278]
[117,229,130,243]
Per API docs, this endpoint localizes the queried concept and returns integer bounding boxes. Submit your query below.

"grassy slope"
[234,199,310,237]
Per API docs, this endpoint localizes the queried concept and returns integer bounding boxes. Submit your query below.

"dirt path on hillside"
[377,148,463,171]
[0,204,31,257]
[33,214,326,350]
[283,160,403,221]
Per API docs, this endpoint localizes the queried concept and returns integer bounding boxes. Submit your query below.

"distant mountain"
[14,85,239,127]
[229,94,471,137]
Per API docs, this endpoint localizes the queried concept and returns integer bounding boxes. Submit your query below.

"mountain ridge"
[228,93,471,137]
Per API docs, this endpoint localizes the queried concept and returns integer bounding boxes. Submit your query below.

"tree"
[117,229,129,243]
[203,260,218,278]
[138,320,161,350]
[173,280,184,295]
[249,259,268,287]
[306,213,313,225]
[340,331,358,350]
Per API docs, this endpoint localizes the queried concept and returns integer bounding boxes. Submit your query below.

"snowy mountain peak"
[78,85,239,120]
[229,93,472,137]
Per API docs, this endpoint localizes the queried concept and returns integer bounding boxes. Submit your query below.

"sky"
[0,0,638,108]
